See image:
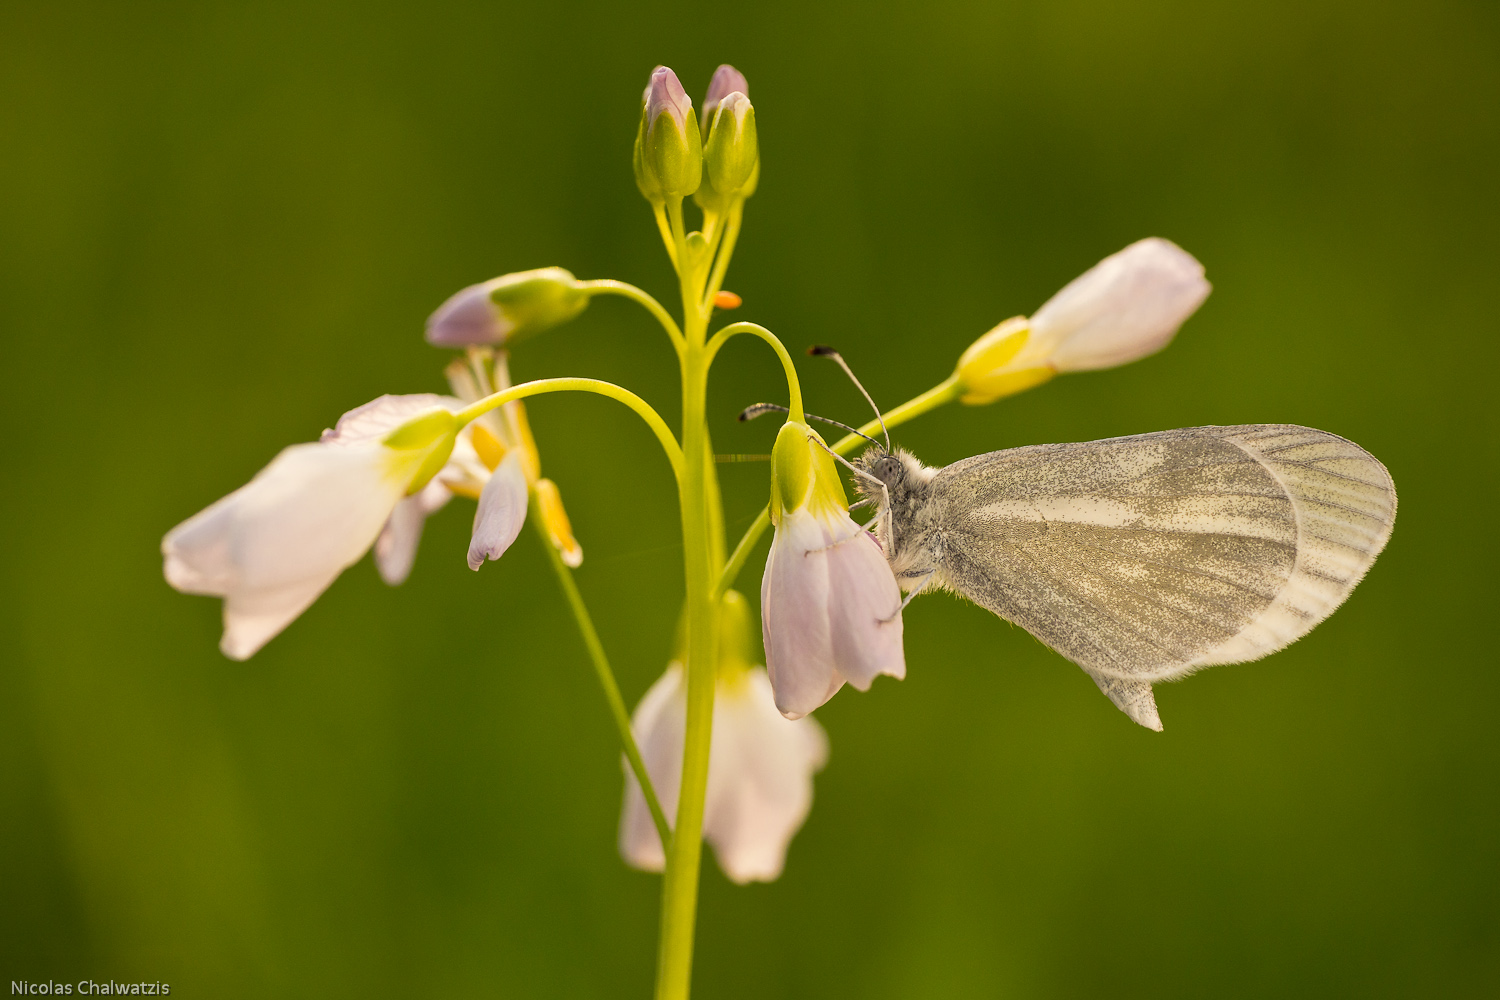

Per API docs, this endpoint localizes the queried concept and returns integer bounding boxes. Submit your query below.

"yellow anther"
[439,476,483,501]
[713,290,743,310]
[535,478,583,568]
[469,422,507,472]
[508,399,543,483]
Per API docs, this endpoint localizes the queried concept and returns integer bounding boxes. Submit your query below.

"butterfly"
[851,424,1396,729]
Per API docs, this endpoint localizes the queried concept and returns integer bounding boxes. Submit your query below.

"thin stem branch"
[653,203,679,270]
[453,378,684,483]
[579,279,685,351]
[704,322,805,423]
[534,509,672,850]
[712,372,964,597]
[715,507,770,601]
[701,201,743,313]
[666,198,689,277]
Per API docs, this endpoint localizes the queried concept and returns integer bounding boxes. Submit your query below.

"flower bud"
[633,66,702,202]
[955,238,1210,405]
[955,315,1053,405]
[1031,238,1209,372]
[701,64,749,125]
[699,92,758,211]
[425,267,589,348]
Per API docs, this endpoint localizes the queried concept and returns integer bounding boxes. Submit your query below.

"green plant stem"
[702,201,743,312]
[579,279,685,352]
[712,372,964,598]
[704,322,805,423]
[533,508,671,850]
[650,189,798,1000]
[655,318,718,1000]
[653,203,679,269]
[453,377,683,484]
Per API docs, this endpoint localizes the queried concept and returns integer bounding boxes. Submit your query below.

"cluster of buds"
[634,65,759,210]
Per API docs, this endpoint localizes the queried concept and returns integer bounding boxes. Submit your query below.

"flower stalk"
[534,507,672,849]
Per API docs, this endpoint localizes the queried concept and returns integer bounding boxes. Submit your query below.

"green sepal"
[633,109,663,203]
[488,267,589,344]
[770,422,812,525]
[641,105,702,199]
[704,98,758,198]
[383,409,460,496]
[716,589,757,682]
[769,421,848,525]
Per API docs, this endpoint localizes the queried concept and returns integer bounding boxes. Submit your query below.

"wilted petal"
[467,451,528,570]
[761,509,842,719]
[619,664,828,884]
[1030,237,1210,372]
[163,440,410,660]
[825,528,905,690]
[703,669,828,884]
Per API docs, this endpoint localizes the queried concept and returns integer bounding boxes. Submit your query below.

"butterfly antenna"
[737,402,884,448]
[808,345,890,453]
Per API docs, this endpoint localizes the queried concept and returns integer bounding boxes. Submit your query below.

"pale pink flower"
[620,663,828,884]
[162,394,458,659]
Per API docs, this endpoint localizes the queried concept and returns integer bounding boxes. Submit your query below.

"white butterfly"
[853,424,1396,729]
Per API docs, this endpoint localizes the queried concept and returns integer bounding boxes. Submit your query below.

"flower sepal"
[769,420,846,526]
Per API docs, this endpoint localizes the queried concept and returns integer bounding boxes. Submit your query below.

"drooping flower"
[162,394,459,659]
[621,591,829,884]
[760,420,905,719]
[956,237,1211,404]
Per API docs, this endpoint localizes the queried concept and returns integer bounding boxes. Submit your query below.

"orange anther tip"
[714,291,743,309]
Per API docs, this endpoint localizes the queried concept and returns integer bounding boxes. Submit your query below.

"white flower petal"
[1030,237,1210,372]
[619,665,828,884]
[825,527,905,690]
[321,393,460,447]
[466,452,528,570]
[163,436,411,660]
[375,476,452,586]
[703,669,828,884]
[761,510,842,719]
[619,664,687,873]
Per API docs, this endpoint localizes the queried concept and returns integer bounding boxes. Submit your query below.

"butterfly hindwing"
[915,425,1395,728]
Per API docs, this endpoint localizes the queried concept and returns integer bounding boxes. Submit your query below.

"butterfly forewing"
[924,425,1395,728]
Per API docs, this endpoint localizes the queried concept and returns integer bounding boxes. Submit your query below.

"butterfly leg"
[882,568,936,621]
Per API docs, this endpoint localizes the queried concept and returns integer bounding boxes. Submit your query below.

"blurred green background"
[2,1,1496,996]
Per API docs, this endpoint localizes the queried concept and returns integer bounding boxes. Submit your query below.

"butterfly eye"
[875,456,904,484]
